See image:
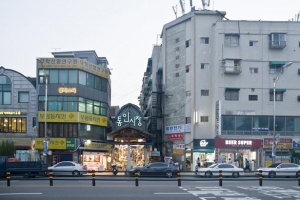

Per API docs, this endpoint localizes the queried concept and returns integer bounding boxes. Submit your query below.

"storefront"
[192,139,215,169]
[263,138,293,167]
[292,138,300,164]
[215,138,262,169]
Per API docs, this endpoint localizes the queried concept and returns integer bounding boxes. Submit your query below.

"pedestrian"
[197,157,200,167]
[234,159,239,167]
[227,158,232,164]
[244,158,251,171]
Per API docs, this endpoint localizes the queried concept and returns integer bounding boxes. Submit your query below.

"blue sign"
[293,141,300,149]
[43,141,48,155]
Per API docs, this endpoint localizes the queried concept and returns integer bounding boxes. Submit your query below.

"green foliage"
[0,140,16,156]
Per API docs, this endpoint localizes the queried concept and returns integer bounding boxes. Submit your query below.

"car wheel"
[268,171,276,178]
[166,171,173,178]
[72,170,80,176]
[205,171,212,178]
[232,172,239,178]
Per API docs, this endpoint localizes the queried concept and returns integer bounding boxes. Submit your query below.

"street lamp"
[272,62,293,164]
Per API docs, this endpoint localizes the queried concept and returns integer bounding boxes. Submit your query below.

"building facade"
[36,51,111,169]
[140,9,300,170]
[0,66,38,160]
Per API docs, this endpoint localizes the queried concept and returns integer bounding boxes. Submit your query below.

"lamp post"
[272,62,293,164]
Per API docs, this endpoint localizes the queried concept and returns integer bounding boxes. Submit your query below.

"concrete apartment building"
[140,9,300,170]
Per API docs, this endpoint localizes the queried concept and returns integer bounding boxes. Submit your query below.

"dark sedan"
[130,162,179,178]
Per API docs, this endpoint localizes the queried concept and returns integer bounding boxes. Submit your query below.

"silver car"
[255,163,300,178]
[48,161,87,176]
[196,163,244,178]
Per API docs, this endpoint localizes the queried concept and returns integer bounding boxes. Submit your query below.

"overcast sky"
[1,0,299,107]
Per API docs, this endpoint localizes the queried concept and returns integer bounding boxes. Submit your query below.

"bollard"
[92,170,95,186]
[259,170,263,186]
[135,172,139,186]
[219,170,222,186]
[177,172,181,187]
[298,170,300,187]
[49,170,53,186]
[6,171,10,187]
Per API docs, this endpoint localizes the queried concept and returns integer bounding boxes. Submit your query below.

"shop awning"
[269,88,286,93]
[225,87,240,91]
[193,148,215,153]
[294,150,300,153]
[269,61,286,65]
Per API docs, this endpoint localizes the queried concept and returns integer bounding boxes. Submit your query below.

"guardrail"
[2,169,300,187]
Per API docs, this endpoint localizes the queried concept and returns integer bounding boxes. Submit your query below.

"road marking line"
[0,193,42,195]
[154,193,190,195]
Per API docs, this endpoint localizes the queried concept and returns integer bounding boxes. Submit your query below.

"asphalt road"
[1,176,300,200]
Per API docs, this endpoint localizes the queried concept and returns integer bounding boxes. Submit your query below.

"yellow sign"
[38,111,107,127]
[0,111,23,115]
[38,58,110,79]
[173,149,184,156]
[35,138,66,149]
[58,87,77,94]
[85,142,111,149]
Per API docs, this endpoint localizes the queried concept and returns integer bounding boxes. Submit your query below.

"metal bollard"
[135,172,139,187]
[298,170,300,186]
[177,172,181,187]
[6,171,10,187]
[259,170,263,186]
[219,170,222,186]
[49,170,53,186]
[92,170,95,186]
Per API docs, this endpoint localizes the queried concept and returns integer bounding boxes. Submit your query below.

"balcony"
[269,40,286,49]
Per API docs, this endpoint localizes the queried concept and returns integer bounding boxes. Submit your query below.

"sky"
[0,0,299,107]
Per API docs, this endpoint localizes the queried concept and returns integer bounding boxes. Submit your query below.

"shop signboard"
[263,138,292,149]
[215,138,262,148]
[165,124,191,134]
[293,139,300,149]
[35,138,75,150]
[193,139,215,149]
[167,133,184,140]
[173,143,185,150]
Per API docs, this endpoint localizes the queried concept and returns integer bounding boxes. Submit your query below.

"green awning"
[269,88,286,93]
[225,87,240,91]
[294,150,300,153]
[269,61,286,65]
[193,148,215,153]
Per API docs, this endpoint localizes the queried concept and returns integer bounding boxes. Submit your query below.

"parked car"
[254,163,300,178]
[130,162,179,178]
[48,161,87,176]
[196,163,244,178]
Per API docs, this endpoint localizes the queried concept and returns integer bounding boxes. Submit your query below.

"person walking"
[227,158,232,164]
[244,158,251,171]
[197,157,201,168]
[234,159,239,167]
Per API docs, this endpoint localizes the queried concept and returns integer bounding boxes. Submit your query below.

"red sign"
[215,138,262,148]
[167,133,184,141]
[263,138,292,149]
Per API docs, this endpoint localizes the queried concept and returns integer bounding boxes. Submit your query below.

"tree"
[0,140,16,156]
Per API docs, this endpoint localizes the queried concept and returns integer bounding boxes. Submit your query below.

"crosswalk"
[178,186,300,200]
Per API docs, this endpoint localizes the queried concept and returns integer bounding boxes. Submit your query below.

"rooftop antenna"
[201,0,210,10]
[172,5,178,18]
[51,48,61,52]
[190,0,195,11]
[179,0,185,15]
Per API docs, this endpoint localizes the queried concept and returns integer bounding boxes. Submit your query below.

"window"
[86,73,95,88]
[186,117,191,123]
[175,64,180,68]
[200,116,209,122]
[18,92,29,103]
[201,63,209,69]
[0,75,11,105]
[79,71,86,85]
[68,70,77,84]
[49,70,58,83]
[176,55,179,60]
[175,38,179,43]
[175,46,180,52]
[249,68,258,74]
[269,63,284,74]
[186,39,191,48]
[186,65,190,73]
[269,33,286,48]
[200,37,209,44]
[0,117,26,133]
[270,92,284,101]
[59,70,68,84]
[201,90,209,96]
[299,41,300,47]
[225,89,239,101]
[175,72,180,77]
[249,95,258,101]
[224,34,239,47]
[249,41,258,46]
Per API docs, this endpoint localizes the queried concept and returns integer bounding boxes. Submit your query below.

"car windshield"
[209,164,218,168]
[267,163,281,168]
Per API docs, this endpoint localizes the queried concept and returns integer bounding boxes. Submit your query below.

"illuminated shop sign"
[165,124,191,134]
[215,138,262,148]
[0,111,24,115]
[263,138,292,149]
[167,133,184,141]
[116,112,142,127]
[58,87,77,94]
[193,139,215,148]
